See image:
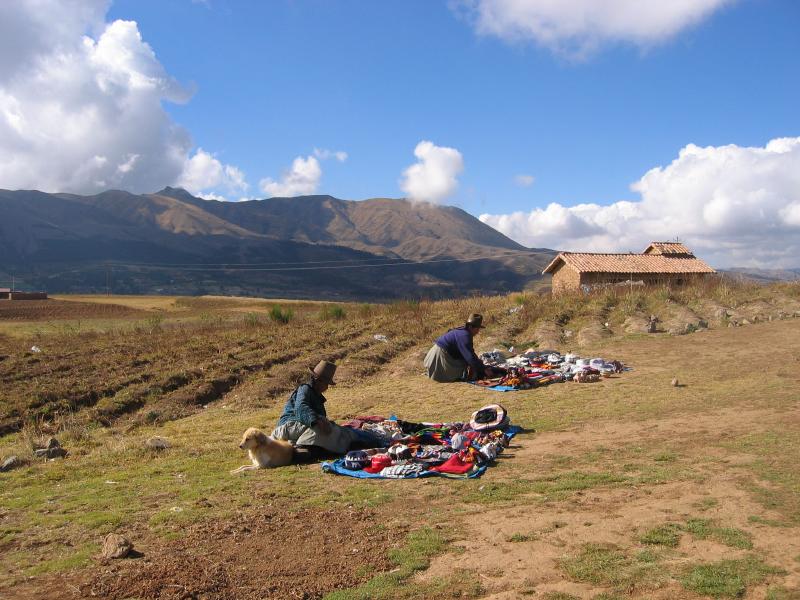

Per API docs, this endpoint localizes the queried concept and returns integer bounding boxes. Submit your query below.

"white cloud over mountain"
[480,138,800,268]
[455,0,732,58]
[0,1,201,194]
[400,141,464,204]
[259,155,322,197]
[178,149,248,199]
[0,1,345,201]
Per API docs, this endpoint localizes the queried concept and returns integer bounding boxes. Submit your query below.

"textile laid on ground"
[472,350,628,391]
[322,405,519,480]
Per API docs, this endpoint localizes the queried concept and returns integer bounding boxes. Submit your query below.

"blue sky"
[1,0,799,266]
[104,0,798,213]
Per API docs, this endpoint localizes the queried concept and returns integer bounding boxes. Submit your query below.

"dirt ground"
[420,405,800,598]
[0,299,147,321]
[2,291,800,599]
[8,506,400,600]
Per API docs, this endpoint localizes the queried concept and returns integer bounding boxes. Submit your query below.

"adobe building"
[543,242,716,294]
[0,288,48,300]
[9,291,48,300]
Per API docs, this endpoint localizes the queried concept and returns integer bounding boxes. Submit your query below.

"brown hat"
[466,313,483,328]
[309,360,337,385]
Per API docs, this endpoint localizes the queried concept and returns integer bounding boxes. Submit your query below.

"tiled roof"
[543,252,716,275]
[644,242,693,255]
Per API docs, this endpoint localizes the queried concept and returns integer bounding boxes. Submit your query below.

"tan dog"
[231,427,294,473]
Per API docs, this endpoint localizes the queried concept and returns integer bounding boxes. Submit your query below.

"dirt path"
[4,318,800,599]
[420,404,800,598]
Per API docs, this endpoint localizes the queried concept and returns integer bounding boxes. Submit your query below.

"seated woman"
[423,313,495,382]
[271,360,385,454]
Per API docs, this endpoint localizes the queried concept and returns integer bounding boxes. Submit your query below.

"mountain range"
[0,188,555,300]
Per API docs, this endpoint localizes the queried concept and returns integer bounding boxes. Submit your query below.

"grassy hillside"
[0,188,552,300]
[1,280,799,598]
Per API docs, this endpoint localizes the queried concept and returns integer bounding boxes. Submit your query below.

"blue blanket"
[467,383,519,392]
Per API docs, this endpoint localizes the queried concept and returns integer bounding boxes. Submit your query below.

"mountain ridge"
[0,187,554,300]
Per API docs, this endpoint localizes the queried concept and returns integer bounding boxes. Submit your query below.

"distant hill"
[0,188,555,300]
[721,268,800,283]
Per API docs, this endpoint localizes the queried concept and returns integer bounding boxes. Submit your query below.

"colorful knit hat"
[344,450,370,470]
[469,404,509,431]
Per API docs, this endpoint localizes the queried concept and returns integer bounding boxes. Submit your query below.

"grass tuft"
[269,305,294,324]
[322,527,482,599]
[684,518,753,549]
[639,523,682,547]
[559,543,664,590]
[681,556,783,598]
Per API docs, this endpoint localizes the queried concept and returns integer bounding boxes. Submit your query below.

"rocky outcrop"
[663,306,707,335]
[533,320,563,350]
[577,322,612,347]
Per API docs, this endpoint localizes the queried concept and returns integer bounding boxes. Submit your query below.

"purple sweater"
[435,327,484,377]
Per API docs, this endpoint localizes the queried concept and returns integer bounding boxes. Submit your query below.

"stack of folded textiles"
[476,350,628,389]
[323,405,518,479]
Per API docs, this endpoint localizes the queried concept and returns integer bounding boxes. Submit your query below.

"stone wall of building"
[551,264,582,293]
[7,292,48,300]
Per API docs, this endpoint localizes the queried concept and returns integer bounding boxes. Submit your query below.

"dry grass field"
[1,281,799,599]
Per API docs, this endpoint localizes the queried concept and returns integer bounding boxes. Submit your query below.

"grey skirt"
[271,420,355,454]
[423,344,466,383]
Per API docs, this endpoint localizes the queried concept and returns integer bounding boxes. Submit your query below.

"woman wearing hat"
[423,313,493,382]
[271,360,384,454]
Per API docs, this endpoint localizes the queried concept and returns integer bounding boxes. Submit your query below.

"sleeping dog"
[231,427,294,473]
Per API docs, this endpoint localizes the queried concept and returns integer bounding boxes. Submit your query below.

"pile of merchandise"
[474,350,627,390]
[322,404,518,479]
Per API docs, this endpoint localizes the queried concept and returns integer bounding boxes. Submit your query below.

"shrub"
[319,305,346,321]
[242,312,261,327]
[269,305,293,324]
[144,314,164,333]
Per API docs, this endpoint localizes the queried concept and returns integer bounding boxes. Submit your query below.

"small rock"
[671,378,679,387]
[1,456,21,472]
[145,436,171,450]
[101,533,133,559]
[34,441,67,459]
[647,315,659,333]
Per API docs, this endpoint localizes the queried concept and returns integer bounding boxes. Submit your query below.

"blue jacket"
[435,327,484,377]
[277,383,327,427]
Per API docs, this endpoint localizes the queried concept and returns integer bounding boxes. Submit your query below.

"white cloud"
[177,148,248,199]
[454,0,732,58]
[0,1,250,199]
[480,137,800,268]
[259,155,322,197]
[515,174,535,187]
[314,148,348,162]
[400,140,464,204]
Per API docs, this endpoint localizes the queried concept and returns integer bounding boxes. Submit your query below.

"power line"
[32,249,538,278]
[100,249,531,268]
